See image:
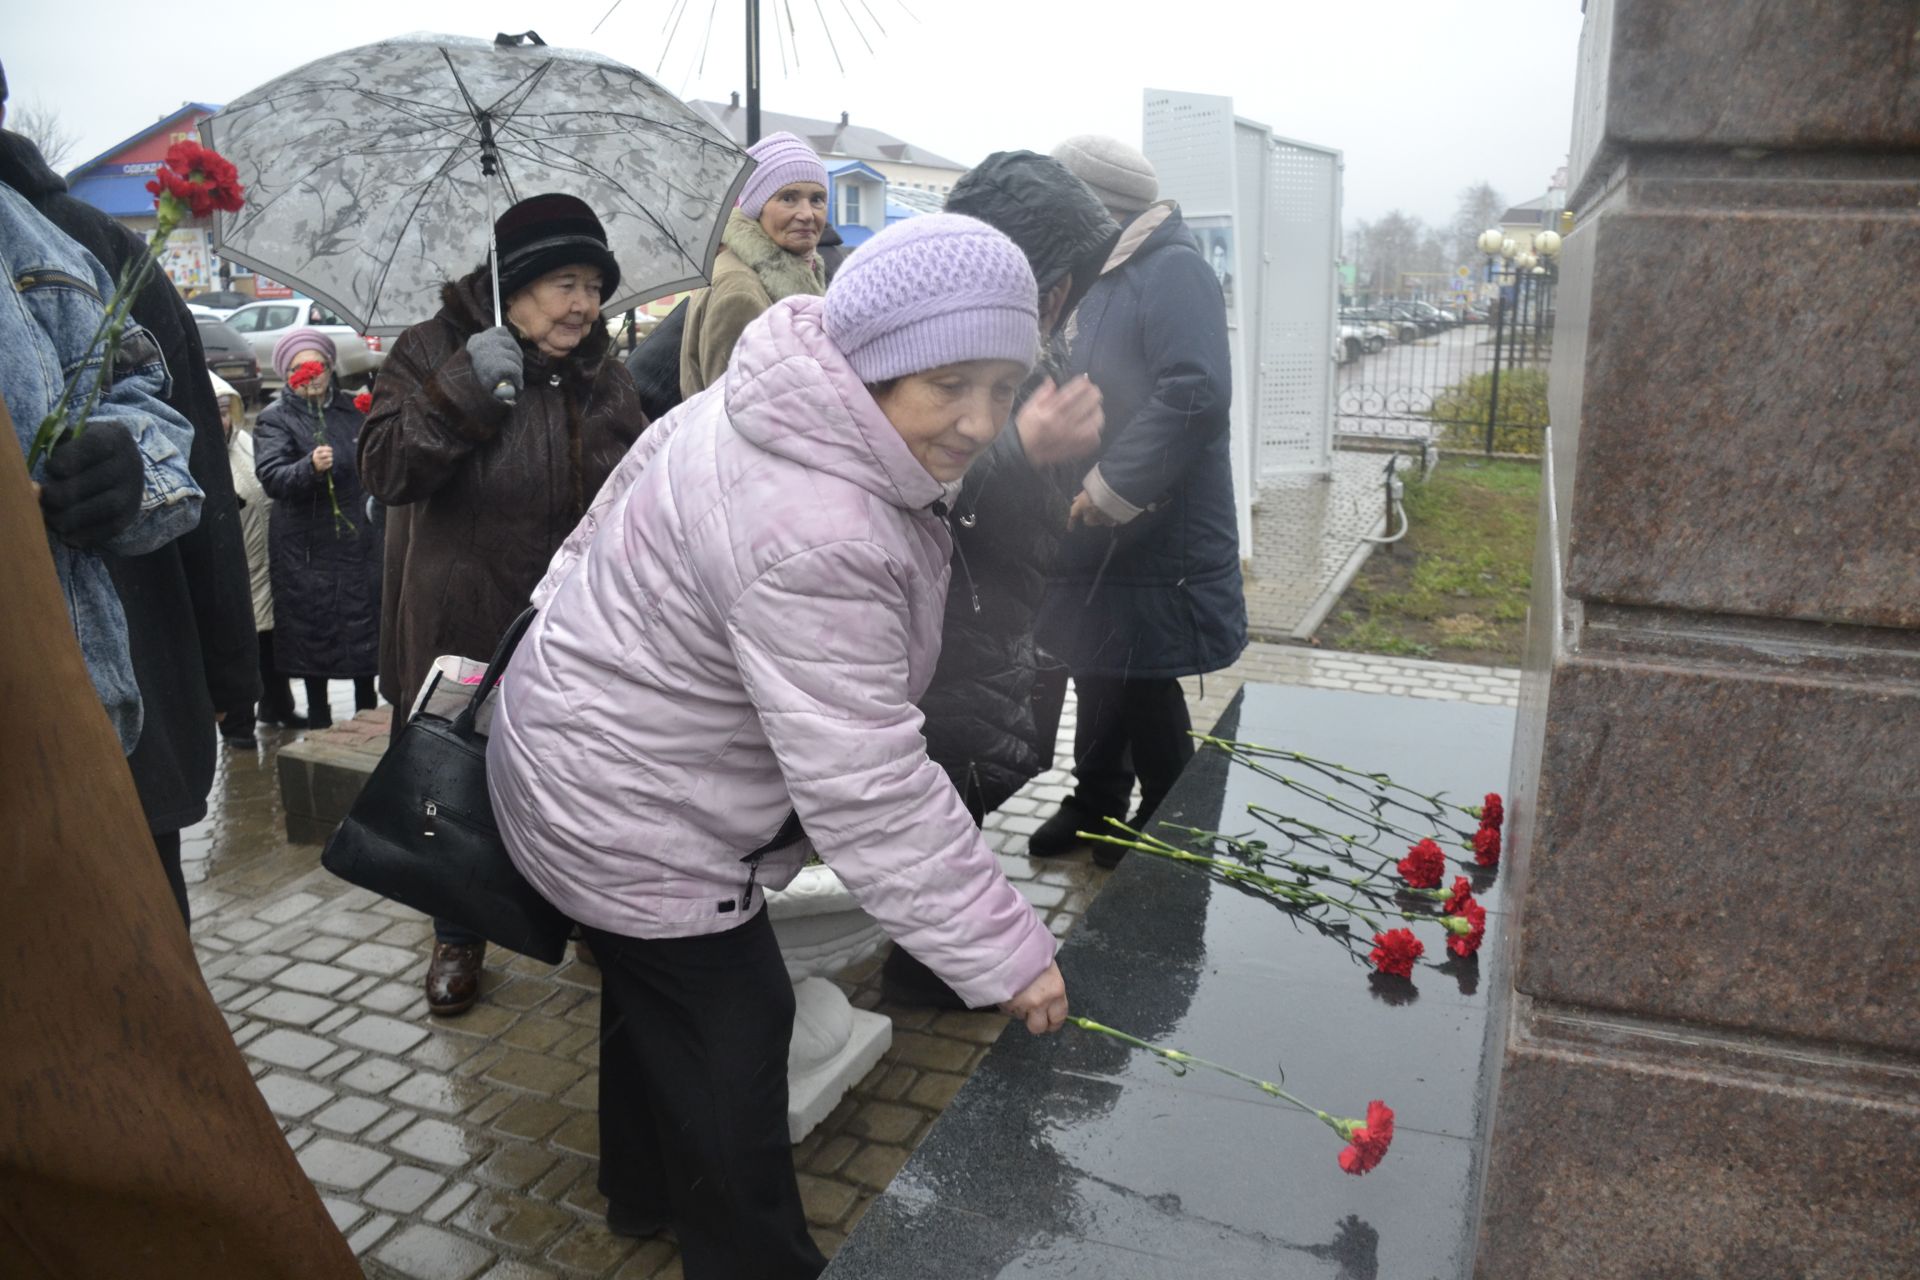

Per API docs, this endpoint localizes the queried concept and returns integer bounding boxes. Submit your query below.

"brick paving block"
[314,1095,390,1135]
[483,1262,564,1280]
[488,978,558,1012]
[530,1155,588,1202]
[292,935,356,963]
[870,1065,916,1103]
[340,1056,413,1095]
[423,1181,479,1223]
[316,909,395,940]
[365,1108,419,1145]
[256,891,325,925]
[1019,882,1068,910]
[375,1223,494,1280]
[805,1134,859,1176]
[338,941,425,976]
[492,1097,571,1141]
[1048,911,1080,939]
[885,1031,973,1073]
[256,1071,334,1118]
[796,1172,858,1227]
[347,1212,397,1255]
[434,1001,522,1039]
[314,1006,362,1036]
[339,974,381,1001]
[465,1090,517,1128]
[270,959,357,997]
[550,1110,599,1158]
[298,1136,393,1189]
[219,918,272,943]
[227,953,293,982]
[848,1100,920,1144]
[248,1027,335,1070]
[609,1240,677,1279]
[388,1071,491,1116]
[245,989,336,1027]
[558,1072,599,1110]
[377,919,435,948]
[321,1195,366,1234]
[361,981,425,1015]
[408,1036,487,1074]
[364,1163,449,1214]
[907,1071,968,1111]
[476,1142,561,1191]
[499,1014,570,1053]
[560,1174,608,1215]
[342,1013,433,1055]
[543,1222,638,1273]
[841,1142,911,1190]
[447,1043,511,1079]
[452,1192,576,1258]
[483,1050,587,1094]
[392,1117,491,1168]
[552,1027,598,1060]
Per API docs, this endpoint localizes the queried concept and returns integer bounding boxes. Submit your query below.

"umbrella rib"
[362,141,486,328]
[493,138,700,273]
[494,108,741,153]
[481,56,559,121]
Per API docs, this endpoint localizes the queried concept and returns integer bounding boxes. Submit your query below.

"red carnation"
[1442,875,1474,915]
[1446,899,1488,959]
[1396,838,1447,889]
[1336,1100,1395,1175]
[353,390,373,414]
[286,360,328,391]
[145,140,246,218]
[1480,792,1505,830]
[1368,927,1423,978]
[1472,824,1501,867]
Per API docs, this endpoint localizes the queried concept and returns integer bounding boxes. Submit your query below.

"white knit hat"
[1051,135,1159,216]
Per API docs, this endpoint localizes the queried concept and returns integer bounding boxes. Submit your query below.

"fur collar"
[720,209,826,302]
[436,270,612,380]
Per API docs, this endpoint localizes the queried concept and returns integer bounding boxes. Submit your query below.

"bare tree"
[1353,210,1428,302]
[10,99,80,169]
[1451,180,1507,265]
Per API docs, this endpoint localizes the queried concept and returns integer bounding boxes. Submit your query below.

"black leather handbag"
[320,607,571,963]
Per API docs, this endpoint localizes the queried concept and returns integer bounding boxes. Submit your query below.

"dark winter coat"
[359,271,645,722]
[918,151,1121,812]
[254,388,382,678]
[1037,203,1247,680]
[0,129,260,833]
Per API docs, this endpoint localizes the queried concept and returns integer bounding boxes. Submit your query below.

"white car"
[223,297,385,391]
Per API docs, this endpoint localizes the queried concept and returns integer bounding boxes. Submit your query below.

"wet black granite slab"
[827,683,1515,1279]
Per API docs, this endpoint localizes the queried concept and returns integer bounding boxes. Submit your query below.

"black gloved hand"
[39,423,144,549]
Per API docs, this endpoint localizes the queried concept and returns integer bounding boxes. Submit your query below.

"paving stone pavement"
[180,649,1517,1278]
[1243,449,1416,642]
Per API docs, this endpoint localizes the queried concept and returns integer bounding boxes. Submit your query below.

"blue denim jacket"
[1,183,203,751]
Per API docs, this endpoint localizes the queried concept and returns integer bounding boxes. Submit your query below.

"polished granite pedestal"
[826,683,1514,1279]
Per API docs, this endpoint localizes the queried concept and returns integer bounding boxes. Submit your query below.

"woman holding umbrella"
[678,131,830,396]
[358,192,645,1017]
[253,329,382,730]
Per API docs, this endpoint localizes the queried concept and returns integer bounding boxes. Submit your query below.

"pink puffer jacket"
[487,296,1055,1008]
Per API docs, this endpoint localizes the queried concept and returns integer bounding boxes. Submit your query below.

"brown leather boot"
[424,941,485,1016]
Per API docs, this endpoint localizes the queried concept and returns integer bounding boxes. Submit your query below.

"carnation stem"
[1080,821,1390,929]
[307,395,355,536]
[1197,734,1480,838]
[1067,1016,1344,1135]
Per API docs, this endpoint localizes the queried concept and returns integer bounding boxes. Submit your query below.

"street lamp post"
[1474,228,1564,455]
[1477,230,1514,456]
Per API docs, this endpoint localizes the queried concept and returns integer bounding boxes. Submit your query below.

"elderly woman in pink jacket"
[488,215,1066,1278]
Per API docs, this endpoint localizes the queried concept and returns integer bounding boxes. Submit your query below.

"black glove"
[39,424,144,549]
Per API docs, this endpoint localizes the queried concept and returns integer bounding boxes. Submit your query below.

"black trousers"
[303,675,377,729]
[223,631,296,739]
[585,911,825,1280]
[1070,675,1195,822]
[153,829,189,928]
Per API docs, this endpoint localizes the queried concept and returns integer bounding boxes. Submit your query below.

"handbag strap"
[452,606,538,735]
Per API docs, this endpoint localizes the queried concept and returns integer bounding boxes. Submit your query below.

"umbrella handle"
[483,160,516,404]
[494,381,517,403]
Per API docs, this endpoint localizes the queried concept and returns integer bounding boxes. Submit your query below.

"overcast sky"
[7,0,1585,230]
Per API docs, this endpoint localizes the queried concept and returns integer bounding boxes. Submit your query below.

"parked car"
[184,289,254,319]
[1346,305,1420,343]
[195,315,263,404]
[223,297,386,392]
[1399,300,1455,330]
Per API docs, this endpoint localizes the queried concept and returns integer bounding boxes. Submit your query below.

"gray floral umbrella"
[203,31,751,335]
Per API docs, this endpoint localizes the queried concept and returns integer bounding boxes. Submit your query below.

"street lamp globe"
[1477,228,1506,255]
[1535,229,1563,257]
[1515,250,1539,271]
[1501,238,1517,259]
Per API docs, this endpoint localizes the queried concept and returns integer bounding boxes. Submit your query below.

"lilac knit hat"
[736,132,829,217]
[272,326,337,380]
[825,213,1039,384]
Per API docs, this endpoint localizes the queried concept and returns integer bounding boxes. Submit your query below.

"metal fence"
[1335,275,1555,455]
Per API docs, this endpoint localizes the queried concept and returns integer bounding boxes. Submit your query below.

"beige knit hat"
[1050,135,1159,216]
